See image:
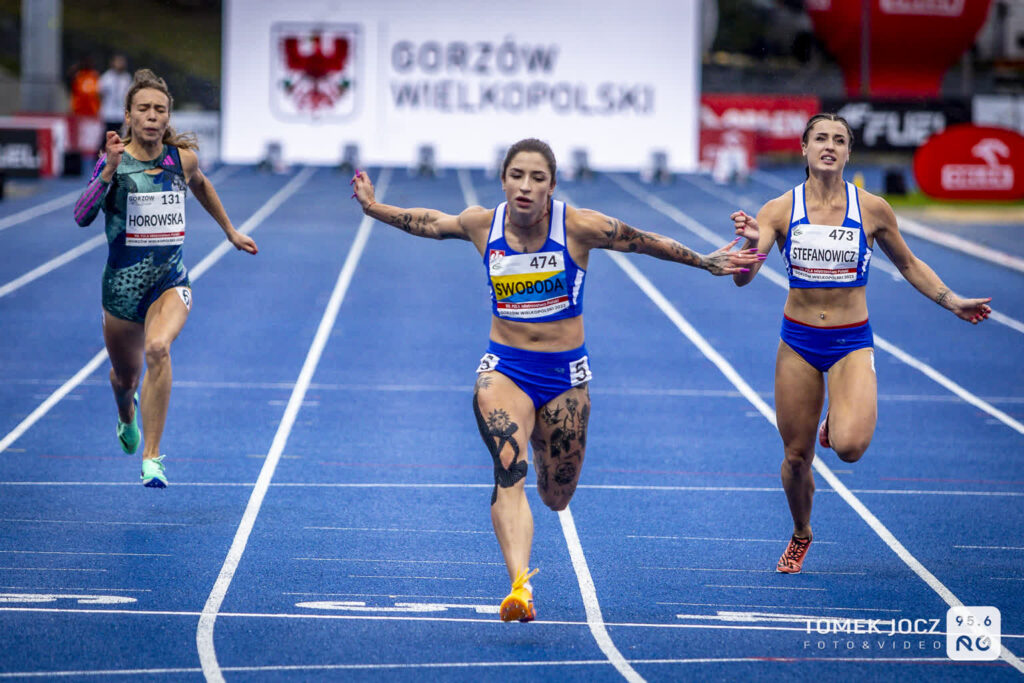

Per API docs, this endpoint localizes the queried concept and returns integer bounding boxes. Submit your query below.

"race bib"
[490,250,569,319]
[789,224,862,283]
[125,191,186,247]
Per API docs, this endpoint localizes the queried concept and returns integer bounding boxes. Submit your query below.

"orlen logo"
[913,124,1024,200]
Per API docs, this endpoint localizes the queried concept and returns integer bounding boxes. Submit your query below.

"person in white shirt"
[98,55,132,133]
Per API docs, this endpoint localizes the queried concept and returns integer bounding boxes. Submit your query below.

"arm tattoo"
[606,218,702,266]
[387,211,433,237]
[934,287,953,309]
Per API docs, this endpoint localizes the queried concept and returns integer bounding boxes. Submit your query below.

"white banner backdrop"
[222,0,701,171]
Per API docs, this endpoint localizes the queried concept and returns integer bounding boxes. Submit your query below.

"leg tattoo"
[473,397,527,505]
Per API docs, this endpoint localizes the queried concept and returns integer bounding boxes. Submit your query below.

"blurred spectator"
[68,56,100,117]
[99,54,131,133]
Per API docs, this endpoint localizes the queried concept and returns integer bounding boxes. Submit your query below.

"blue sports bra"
[485,199,586,322]
[782,181,872,289]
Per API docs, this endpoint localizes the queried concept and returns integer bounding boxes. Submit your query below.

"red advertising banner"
[913,124,1024,200]
[701,95,820,155]
[807,0,992,97]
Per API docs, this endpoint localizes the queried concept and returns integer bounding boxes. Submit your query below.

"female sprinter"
[74,69,258,487]
[352,138,762,621]
[731,113,991,573]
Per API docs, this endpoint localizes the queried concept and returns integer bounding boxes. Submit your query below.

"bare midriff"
[489,315,585,352]
[784,286,869,327]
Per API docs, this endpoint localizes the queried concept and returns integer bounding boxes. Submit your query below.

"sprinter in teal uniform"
[731,113,992,574]
[75,69,258,487]
[351,139,762,622]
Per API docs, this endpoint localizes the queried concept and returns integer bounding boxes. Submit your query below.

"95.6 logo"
[947,606,1000,661]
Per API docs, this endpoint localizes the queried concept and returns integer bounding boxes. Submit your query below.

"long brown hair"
[121,69,198,151]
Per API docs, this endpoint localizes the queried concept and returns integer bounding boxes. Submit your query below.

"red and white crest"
[271,23,359,120]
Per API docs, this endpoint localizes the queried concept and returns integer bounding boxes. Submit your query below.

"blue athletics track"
[0,160,1021,682]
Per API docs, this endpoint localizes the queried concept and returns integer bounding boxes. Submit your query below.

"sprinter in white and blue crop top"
[729,113,992,575]
[351,137,761,623]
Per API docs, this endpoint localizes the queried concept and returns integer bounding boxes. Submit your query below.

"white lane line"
[609,173,1024,435]
[643,567,865,576]
[0,656,1011,679]
[0,550,170,557]
[659,601,902,613]
[627,535,837,544]
[0,518,186,526]
[559,506,645,683]
[0,567,105,572]
[0,167,316,457]
[705,584,826,591]
[293,558,504,565]
[13,376,1024,405]
[954,545,1024,551]
[0,189,81,232]
[2,482,1022,497]
[0,166,241,298]
[196,168,391,683]
[898,214,1024,273]
[457,168,480,207]
[594,205,1024,674]
[0,585,151,592]
[0,234,105,299]
[304,525,490,533]
[683,171,1024,333]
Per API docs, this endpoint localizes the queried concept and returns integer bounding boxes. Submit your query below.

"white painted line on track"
[0,550,170,557]
[293,557,504,565]
[0,656,1010,680]
[0,167,316,457]
[595,180,1024,674]
[643,566,864,576]
[0,567,106,572]
[660,601,902,612]
[898,214,1024,274]
[954,545,1024,551]
[2,482,1022,497]
[627,535,837,544]
[457,168,480,207]
[0,190,81,232]
[196,168,391,683]
[0,518,187,526]
[0,234,105,299]
[560,506,645,683]
[705,584,826,591]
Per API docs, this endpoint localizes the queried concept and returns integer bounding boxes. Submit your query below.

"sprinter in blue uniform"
[351,138,762,622]
[75,69,258,488]
[730,114,991,574]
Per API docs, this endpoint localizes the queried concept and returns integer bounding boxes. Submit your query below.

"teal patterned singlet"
[97,146,190,322]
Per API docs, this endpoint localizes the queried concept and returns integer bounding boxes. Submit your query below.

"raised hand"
[731,210,759,243]
[104,131,125,169]
[350,169,376,212]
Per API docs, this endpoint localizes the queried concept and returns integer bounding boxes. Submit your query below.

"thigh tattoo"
[538,394,590,487]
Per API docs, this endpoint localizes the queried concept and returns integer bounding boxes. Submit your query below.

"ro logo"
[947,606,1000,661]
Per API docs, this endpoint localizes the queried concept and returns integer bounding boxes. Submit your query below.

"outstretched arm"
[573,208,761,275]
[351,170,472,241]
[182,149,258,254]
[870,195,991,324]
